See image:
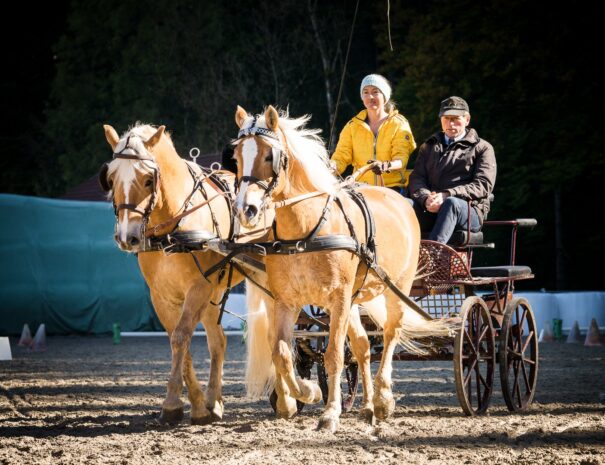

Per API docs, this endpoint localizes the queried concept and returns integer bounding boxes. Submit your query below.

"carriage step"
[470,266,532,278]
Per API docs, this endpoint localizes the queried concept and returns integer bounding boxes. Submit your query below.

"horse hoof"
[276,407,298,420]
[191,414,214,426]
[158,407,184,425]
[373,400,395,421]
[316,416,339,433]
[359,407,375,425]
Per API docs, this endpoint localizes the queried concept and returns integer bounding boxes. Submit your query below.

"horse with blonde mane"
[233,106,455,432]
[100,123,274,425]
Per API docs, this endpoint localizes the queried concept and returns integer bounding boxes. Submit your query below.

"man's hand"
[425,191,449,213]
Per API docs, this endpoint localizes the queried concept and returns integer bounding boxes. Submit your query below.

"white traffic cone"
[539,324,554,343]
[566,321,582,344]
[29,324,47,352]
[584,318,603,347]
[18,324,33,347]
[0,337,11,361]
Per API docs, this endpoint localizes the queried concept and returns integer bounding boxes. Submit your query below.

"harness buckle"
[272,241,282,253]
[295,241,306,252]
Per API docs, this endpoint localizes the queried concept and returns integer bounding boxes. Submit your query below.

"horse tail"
[397,306,458,356]
[358,295,387,329]
[244,280,275,399]
[364,293,458,356]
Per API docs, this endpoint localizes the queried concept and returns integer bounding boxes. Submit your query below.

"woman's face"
[362,85,385,112]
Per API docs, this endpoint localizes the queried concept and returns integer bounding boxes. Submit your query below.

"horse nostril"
[244,205,258,220]
[128,235,140,246]
[113,233,119,243]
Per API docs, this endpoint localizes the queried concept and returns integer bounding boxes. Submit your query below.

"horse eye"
[144,178,153,188]
[265,154,273,163]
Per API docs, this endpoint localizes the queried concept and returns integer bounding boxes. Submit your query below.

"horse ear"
[235,106,248,128]
[104,124,120,151]
[265,105,279,132]
[145,125,165,148]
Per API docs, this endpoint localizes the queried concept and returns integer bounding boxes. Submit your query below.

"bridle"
[99,134,161,238]
[234,118,288,206]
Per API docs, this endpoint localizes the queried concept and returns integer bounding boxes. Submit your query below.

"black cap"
[439,96,469,117]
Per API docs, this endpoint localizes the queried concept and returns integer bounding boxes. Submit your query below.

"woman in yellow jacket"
[331,74,416,192]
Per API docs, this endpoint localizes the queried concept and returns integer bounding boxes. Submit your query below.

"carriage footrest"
[470,266,532,278]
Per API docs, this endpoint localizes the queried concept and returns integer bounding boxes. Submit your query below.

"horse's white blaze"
[235,138,259,212]
[117,160,136,243]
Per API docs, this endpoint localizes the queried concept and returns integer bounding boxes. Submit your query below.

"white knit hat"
[360,74,391,102]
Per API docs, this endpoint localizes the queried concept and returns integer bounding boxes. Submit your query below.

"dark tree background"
[1,0,602,290]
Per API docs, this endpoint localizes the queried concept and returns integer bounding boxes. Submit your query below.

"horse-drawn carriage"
[290,219,538,417]
[100,107,538,431]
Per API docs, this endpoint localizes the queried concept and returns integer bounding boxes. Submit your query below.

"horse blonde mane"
[123,122,175,148]
[240,109,339,195]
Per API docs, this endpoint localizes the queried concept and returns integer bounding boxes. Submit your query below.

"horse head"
[232,105,338,228]
[232,105,288,227]
[100,124,165,252]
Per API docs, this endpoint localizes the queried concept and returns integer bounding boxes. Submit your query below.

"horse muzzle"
[114,219,145,253]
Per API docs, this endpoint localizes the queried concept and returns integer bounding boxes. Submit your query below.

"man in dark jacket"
[409,96,496,243]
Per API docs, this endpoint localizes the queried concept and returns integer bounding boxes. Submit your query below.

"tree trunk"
[307,0,335,147]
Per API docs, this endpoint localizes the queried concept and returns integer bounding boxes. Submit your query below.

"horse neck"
[273,156,331,239]
[150,139,193,223]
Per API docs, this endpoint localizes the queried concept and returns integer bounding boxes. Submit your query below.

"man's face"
[440,114,470,139]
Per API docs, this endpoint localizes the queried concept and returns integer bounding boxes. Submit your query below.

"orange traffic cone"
[584,318,603,347]
[566,321,582,344]
[29,324,47,352]
[539,324,554,343]
[18,324,33,346]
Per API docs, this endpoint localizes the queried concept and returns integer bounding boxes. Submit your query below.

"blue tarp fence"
[1,194,603,336]
[0,194,162,335]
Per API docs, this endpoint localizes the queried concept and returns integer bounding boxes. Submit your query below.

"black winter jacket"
[409,128,496,223]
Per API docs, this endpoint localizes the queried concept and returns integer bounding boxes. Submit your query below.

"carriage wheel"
[454,296,496,416]
[499,297,539,411]
[316,337,359,412]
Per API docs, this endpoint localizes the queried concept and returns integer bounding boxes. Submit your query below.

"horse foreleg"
[347,305,374,424]
[161,283,212,425]
[271,302,322,419]
[199,303,226,421]
[317,300,351,433]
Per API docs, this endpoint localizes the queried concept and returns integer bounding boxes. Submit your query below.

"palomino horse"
[101,123,274,424]
[233,106,455,431]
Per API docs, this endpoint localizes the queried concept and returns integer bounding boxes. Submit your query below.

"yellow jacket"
[332,109,416,187]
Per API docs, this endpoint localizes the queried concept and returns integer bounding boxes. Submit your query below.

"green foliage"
[376,0,603,288]
[40,0,366,195]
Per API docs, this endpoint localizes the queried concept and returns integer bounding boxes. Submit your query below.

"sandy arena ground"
[1,335,604,465]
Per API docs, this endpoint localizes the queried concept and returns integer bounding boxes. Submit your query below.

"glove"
[369,161,391,175]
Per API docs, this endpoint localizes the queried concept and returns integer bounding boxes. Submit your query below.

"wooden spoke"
[454,297,495,416]
[499,298,539,412]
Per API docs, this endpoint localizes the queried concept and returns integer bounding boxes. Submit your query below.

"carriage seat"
[470,265,532,278]
[448,230,484,247]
